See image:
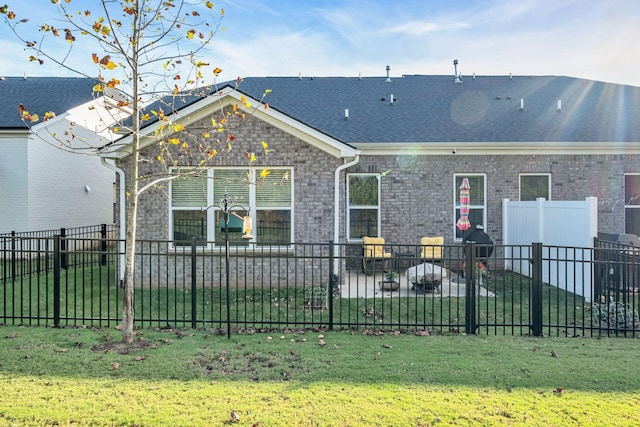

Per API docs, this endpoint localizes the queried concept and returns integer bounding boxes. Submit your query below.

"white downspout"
[100,157,126,283]
[333,154,360,274]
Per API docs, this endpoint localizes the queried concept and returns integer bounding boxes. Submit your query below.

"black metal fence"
[1,233,638,337]
[0,224,116,283]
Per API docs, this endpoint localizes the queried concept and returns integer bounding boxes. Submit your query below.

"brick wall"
[114,109,639,284]
[117,112,343,244]
[117,118,638,247]
[348,153,637,245]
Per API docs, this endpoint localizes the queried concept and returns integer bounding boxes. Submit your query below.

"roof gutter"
[333,153,360,273]
[100,157,126,283]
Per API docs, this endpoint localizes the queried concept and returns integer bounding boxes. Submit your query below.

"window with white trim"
[170,167,293,247]
[347,174,380,240]
[625,173,640,235]
[454,174,486,241]
[520,173,551,201]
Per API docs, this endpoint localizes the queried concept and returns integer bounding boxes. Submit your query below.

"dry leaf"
[6,332,17,339]
[230,411,240,423]
[375,351,381,360]
[318,339,326,346]
[551,350,559,358]
[134,355,147,361]
[383,344,393,349]
[109,362,120,371]
[56,348,68,353]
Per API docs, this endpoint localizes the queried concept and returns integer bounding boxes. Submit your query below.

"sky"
[1,0,639,87]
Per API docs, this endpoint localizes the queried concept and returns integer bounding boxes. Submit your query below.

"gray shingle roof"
[0,77,96,129]
[231,75,640,143]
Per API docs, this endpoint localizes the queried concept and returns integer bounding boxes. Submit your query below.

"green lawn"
[2,262,639,337]
[0,326,639,426]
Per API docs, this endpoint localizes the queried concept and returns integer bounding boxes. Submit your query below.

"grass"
[0,326,639,426]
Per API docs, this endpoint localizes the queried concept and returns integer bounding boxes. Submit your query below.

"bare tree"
[2,0,269,343]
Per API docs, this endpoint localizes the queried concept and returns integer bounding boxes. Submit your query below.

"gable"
[100,86,358,160]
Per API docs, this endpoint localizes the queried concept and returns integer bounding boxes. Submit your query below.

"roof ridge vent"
[385,65,392,82]
[453,60,462,83]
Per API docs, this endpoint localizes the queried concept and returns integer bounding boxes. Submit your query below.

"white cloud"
[384,21,470,36]
[2,0,640,87]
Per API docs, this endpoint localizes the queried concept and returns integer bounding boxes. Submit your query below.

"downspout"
[333,153,360,273]
[100,157,126,283]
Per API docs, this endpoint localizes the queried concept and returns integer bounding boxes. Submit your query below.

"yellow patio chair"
[362,236,391,275]
[420,236,444,262]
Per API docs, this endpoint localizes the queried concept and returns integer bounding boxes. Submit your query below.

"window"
[171,170,209,244]
[454,174,486,241]
[520,174,551,201]
[347,174,380,240]
[170,167,293,247]
[625,174,640,235]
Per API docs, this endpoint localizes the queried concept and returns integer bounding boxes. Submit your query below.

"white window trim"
[169,167,294,251]
[346,173,381,242]
[453,173,487,242]
[519,173,551,201]
[624,173,640,235]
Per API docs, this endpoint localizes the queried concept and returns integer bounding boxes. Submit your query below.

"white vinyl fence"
[502,197,598,302]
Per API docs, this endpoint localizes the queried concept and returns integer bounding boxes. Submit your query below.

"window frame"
[346,173,381,241]
[453,173,487,242]
[519,173,551,201]
[624,173,640,235]
[169,167,294,250]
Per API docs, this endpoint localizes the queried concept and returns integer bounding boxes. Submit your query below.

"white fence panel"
[502,197,597,302]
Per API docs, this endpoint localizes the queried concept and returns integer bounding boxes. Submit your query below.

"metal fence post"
[464,242,477,334]
[191,237,197,329]
[59,228,67,269]
[10,231,16,282]
[328,241,334,331]
[100,224,107,266]
[531,242,543,336]
[53,235,61,327]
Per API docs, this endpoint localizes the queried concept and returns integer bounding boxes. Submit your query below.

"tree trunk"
[121,13,141,343]
[121,191,138,343]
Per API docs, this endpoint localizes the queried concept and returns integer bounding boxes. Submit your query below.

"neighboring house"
[0,77,115,234]
[99,72,640,252]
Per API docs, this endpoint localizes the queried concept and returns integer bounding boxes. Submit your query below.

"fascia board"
[0,129,30,137]
[353,141,640,156]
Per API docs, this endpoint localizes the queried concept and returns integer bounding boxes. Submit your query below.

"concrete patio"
[340,270,496,299]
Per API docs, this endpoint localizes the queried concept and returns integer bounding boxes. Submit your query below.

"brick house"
[102,73,640,252]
